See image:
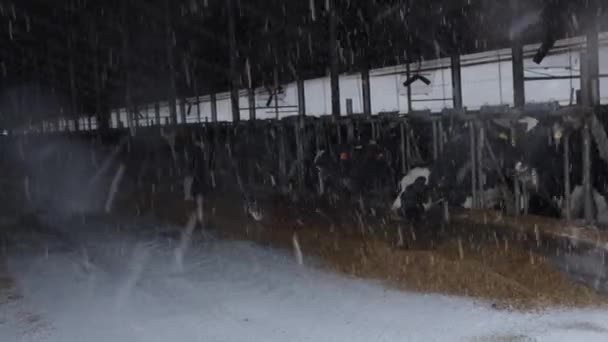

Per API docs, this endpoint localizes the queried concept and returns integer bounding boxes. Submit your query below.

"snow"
[1,217,608,342]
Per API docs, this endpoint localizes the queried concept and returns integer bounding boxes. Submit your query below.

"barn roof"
[0,0,605,126]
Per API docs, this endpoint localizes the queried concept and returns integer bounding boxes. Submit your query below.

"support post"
[346,99,353,115]
[511,0,525,108]
[587,18,600,107]
[295,118,305,190]
[583,120,593,223]
[297,77,306,116]
[406,59,412,112]
[346,119,354,142]
[67,35,77,130]
[329,0,340,118]
[469,122,477,209]
[477,123,485,208]
[164,0,177,125]
[579,15,599,223]
[154,102,161,126]
[400,121,407,175]
[450,54,463,109]
[432,121,438,160]
[273,67,280,120]
[93,43,108,132]
[438,119,444,154]
[227,0,240,123]
[563,134,571,221]
[361,63,372,116]
[144,104,150,126]
[248,87,256,120]
[210,93,218,122]
[194,78,201,123]
[179,98,187,124]
[278,124,287,191]
[134,103,140,128]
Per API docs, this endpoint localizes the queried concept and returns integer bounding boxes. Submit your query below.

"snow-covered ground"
[1,216,608,342]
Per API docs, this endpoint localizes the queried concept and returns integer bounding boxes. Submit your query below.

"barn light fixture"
[403,74,431,87]
[533,33,556,64]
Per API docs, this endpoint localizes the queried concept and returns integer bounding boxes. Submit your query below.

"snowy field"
[1,216,608,342]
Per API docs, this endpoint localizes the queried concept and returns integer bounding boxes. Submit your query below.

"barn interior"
[2,0,608,340]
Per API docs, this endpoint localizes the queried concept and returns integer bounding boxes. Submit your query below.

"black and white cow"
[314,141,392,199]
[390,116,557,219]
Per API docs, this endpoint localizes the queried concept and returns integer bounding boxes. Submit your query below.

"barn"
[1,1,608,340]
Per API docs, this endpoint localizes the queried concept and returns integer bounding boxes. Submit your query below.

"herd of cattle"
[7,111,608,226]
[311,115,608,225]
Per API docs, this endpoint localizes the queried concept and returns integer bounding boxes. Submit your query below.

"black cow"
[313,141,392,199]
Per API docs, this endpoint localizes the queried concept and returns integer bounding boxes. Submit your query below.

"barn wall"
[59,33,608,129]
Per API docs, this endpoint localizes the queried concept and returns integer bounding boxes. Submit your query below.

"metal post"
[67,35,77,130]
[511,0,525,108]
[469,122,477,209]
[432,121,438,160]
[93,44,108,132]
[583,120,593,223]
[227,0,240,123]
[329,0,340,118]
[134,103,140,128]
[346,99,353,115]
[438,119,444,154]
[336,122,342,144]
[248,87,256,120]
[450,54,463,109]
[315,121,322,152]
[587,18,600,107]
[346,120,354,142]
[406,59,412,113]
[400,121,407,175]
[210,93,218,122]
[194,78,201,123]
[361,64,372,116]
[297,77,306,116]
[580,22,597,223]
[179,98,187,124]
[278,124,287,191]
[144,104,150,126]
[154,102,161,126]
[512,43,525,107]
[273,67,280,120]
[477,123,485,208]
[114,108,121,129]
[563,133,571,221]
[295,118,305,189]
[165,0,177,125]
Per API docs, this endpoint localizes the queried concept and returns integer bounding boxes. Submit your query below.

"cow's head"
[514,161,539,191]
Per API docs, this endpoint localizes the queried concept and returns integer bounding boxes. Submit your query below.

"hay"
[215,203,607,311]
[119,190,608,311]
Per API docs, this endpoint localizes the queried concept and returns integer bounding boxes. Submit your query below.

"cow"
[390,117,554,220]
[313,141,392,201]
